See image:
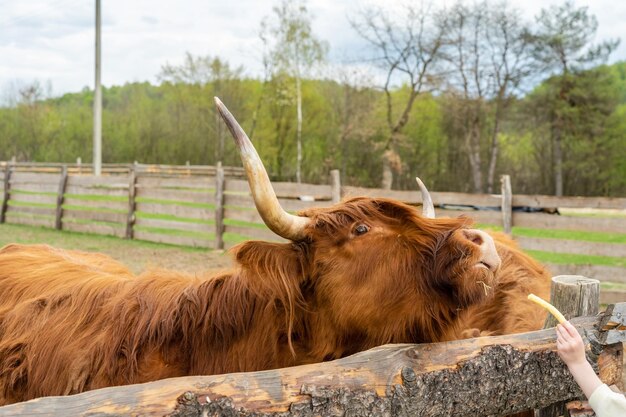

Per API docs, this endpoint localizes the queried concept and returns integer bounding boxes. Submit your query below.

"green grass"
[526,250,626,268]
[133,225,213,239]
[136,197,214,209]
[513,227,626,244]
[135,211,214,225]
[224,218,267,229]
[478,223,626,245]
[0,222,205,253]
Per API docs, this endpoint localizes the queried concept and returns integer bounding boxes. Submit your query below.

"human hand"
[556,321,587,367]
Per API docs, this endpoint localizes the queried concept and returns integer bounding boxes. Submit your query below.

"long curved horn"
[415,177,435,219]
[215,97,311,241]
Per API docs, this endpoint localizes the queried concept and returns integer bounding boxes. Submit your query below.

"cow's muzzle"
[461,229,501,272]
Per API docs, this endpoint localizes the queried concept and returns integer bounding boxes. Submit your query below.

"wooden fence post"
[330,169,341,204]
[126,165,138,239]
[500,174,512,235]
[0,163,11,224]
[76,157,82,174]
[538,275,601,417]
[55,165,68,230]
[215,162,225,250]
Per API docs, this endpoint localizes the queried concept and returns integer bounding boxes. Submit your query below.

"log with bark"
[0,303,624,417]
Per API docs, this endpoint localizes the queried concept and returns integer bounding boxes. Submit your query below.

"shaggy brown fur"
[0,197,550,404]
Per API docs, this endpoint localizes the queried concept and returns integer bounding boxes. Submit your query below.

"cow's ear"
[233,241,306,297]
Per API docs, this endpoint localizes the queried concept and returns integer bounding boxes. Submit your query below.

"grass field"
[0,223,233,274]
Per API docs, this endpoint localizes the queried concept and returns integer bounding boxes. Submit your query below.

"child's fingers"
[563,321,579,338]
[556,325,569,340]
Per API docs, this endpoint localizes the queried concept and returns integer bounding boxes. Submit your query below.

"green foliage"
[1,54,625,196]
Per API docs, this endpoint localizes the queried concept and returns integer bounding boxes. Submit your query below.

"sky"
[1,0,625,99]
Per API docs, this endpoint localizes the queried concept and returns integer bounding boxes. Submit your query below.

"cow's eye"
[354,224,370,235]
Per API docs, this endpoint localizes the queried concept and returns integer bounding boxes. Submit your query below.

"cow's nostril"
[463,230,483,246]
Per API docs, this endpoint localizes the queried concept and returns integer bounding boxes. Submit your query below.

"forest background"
[1,0,625,197]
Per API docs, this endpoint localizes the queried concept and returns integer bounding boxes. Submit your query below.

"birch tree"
[261,0,327,183]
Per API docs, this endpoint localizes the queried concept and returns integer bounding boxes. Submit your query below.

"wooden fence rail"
[0,162,624,302]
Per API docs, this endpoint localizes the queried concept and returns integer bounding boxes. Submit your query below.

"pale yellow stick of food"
[527,293,567,324]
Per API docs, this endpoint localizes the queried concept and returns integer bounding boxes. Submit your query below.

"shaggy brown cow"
[0,98,550,405]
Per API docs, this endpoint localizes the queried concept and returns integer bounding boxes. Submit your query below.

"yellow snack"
[528,293,566,324]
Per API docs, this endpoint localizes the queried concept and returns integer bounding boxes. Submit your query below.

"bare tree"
[443,1,533,193]
[351,3,446,189]
[484,3,534,193]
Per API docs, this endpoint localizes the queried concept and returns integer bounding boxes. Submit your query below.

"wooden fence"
[1,161,624,302]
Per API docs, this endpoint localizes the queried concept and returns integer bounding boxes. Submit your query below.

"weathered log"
[0,306,624,417]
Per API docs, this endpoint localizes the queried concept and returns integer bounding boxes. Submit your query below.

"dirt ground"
[96,245,235,274]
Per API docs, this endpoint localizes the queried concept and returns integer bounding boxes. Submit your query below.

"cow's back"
[0,244,140,404]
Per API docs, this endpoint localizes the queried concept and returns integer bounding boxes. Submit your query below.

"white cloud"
[0,0,624,97]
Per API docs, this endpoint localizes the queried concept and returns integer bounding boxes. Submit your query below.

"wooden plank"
[224,180,333,200]
[0,165,8,223]
[224,224,284,242]
[133,230,212,248]
[6,182,58,193]
[9,172,61,185]
[62,221,126,238]
[137,176,215,190]
[136,187,215,204]
[434,208,503,225]
[64,184,129,197]
[126,169,137,239]
[62,209,127,224]
[501,175,512,235]
[331,169,341,204]
[516,237,626,258]
[224,178,252,193]
[63,197,128,211]
[55,166,68,230]
[66,175,130,187]
[513,194,626,210]
[341,186,419,202]
[223,208,264,225]
[513,212,626,233]
[272,182,333,199]
[0,312,622,417]
[342,186,502,207]
[136,202,214,220]
[215,165,225,250]
[6,205,55,216]
[224,193,254,207]
[135,217,213,234]
[9,193,56,205]
[545,264,626,284]
[4,213,54,228]
[601,290,626,304]
[224,194,330,212]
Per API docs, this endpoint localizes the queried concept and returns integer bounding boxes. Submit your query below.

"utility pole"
[93,0,102,176]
